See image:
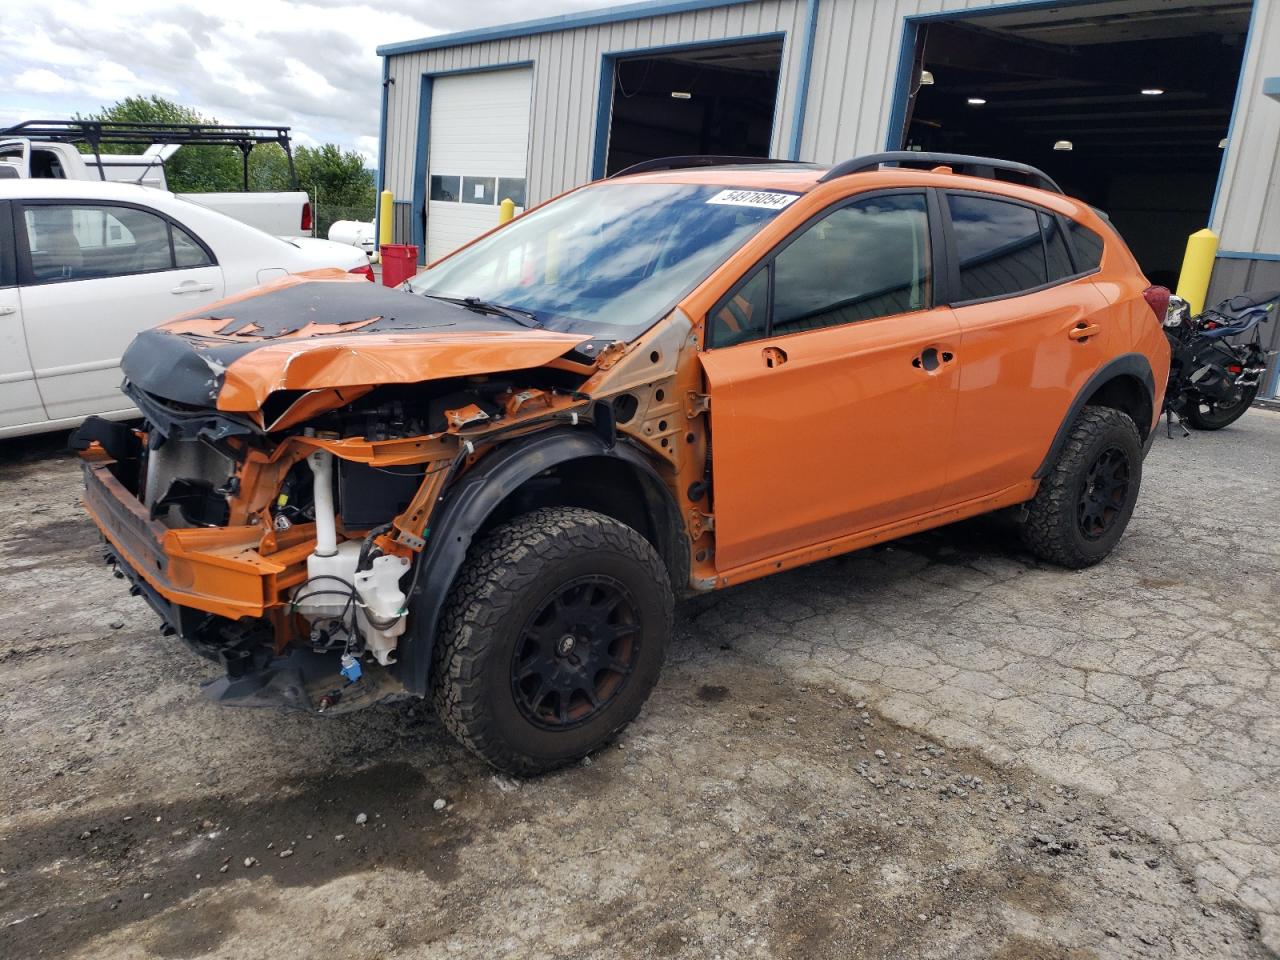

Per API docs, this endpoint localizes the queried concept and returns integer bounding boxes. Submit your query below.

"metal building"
[377,0,1280,388]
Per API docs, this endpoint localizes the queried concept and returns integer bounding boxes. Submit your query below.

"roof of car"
[0,178,174,202]
[607,151,1064,192]
[605,162,1085,216]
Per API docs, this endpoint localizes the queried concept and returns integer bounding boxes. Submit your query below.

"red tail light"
[1228,364,1243,374]
[301,201,313,233]
[1142,285,1171,324]
[349,263,375,282]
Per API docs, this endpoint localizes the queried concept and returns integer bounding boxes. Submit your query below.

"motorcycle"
[1162,289,1278,434]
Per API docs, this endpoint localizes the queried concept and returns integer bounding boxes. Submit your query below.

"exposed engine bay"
[73,272,704,715]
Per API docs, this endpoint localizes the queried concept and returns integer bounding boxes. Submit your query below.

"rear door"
[16,199,225,421]
[940,192,1113,503]
[700,191,961,572]
[0,201,46,431]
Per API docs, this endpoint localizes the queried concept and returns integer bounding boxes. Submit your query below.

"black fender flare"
[396,427,687,696]
[1033,352,1156,479]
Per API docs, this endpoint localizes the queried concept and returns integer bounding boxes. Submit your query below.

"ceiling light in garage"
[919,70,935,86]
[670,91,692,99]
[1141,88,1165,95]
[1053,140,1074,151]
[1219,138,1228,148]
[967,98,986,105]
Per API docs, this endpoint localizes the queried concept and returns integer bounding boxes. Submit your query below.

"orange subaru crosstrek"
[72,152,1171,773]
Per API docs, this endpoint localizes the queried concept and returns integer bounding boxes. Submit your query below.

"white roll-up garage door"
[426,67,532,263]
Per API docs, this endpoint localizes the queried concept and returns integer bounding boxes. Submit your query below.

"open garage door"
[897,0,1250,288]
[426,68,532,263]
[602,39,783,176]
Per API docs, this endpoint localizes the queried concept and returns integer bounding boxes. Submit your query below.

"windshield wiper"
[423,294,542,329]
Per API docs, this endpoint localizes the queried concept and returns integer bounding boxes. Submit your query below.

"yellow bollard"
[377,189,394,262]
[1175,228,1219,315]
[498,197,515,224]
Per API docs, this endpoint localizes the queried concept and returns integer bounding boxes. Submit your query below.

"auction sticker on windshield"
[705,189,799,210]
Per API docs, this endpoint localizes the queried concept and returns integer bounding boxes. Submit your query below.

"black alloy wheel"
[1020,406,1143,568]
[431,506,673,775]
[1076,446,1130,541]
[511,575,641,730]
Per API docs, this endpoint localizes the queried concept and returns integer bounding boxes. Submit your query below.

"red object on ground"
[380,244,419,287]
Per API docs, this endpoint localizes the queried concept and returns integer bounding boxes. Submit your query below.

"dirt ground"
[1,411,1277,960]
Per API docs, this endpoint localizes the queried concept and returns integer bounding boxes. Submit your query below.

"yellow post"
[498,197,516,224]
[1175,228,1219,315]
[377,189,394,262]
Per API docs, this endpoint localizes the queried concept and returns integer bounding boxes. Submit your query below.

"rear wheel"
[1184,384,1258,430]
[1021,406,1143,568]
[432,507,673,775]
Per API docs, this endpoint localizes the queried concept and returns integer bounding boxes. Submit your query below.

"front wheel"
[1184,383,1258,430]
[1021,406,1143,569]
[432,507,673,775]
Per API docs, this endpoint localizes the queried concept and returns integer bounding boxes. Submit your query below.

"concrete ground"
[0,409,1276,959]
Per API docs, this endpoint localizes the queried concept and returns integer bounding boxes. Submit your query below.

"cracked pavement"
[685,407,1280,950]
[0,408,1275,958]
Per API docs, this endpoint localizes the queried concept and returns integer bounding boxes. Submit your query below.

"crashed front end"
[74,272,616,714]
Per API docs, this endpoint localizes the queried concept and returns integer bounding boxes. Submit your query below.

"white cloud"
[13,68,78,95]
[0,0,606,164]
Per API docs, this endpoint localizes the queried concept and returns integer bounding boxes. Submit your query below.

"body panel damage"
[122,270,591,411]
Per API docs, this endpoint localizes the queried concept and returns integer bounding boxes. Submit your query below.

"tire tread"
[431,506,672,775]
[1021,406,1141,569]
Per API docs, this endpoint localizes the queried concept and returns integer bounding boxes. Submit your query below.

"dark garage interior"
[603,39,783,175]
[902,0,1251,287]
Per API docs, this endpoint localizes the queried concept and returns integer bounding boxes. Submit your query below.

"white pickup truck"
[0,136,313,238]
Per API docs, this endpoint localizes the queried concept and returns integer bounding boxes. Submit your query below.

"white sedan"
[0,179,372,438]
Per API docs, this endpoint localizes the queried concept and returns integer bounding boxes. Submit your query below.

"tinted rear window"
[948,195,1046,301]
[1041,213,1075,282]
[1067,220,1105,271]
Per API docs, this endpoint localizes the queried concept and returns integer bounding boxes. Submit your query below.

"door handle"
[1069,323,1101,341]
[762,346,788,368]
[0,305,15,316]
[171,282,215,295]
[911,347,954,372]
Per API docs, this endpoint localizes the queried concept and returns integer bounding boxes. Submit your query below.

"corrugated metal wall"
[382,0,812,206]
[1208,0,1280,253]
[384,0,1279,254]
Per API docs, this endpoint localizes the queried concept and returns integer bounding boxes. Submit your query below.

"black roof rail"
[818,151,1063,194]
[609,155,815,178]
[0,119,298,190]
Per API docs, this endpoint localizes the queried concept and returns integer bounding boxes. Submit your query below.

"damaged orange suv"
[74,152,1170,774]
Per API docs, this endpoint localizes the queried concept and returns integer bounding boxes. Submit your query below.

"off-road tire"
[1021,406,1143,569]
[1184,383,1258,431]
[431,507,673,775]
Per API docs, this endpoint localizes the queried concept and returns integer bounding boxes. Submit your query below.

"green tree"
[78,96,375,235]
[292,144,376,236]
[78,96,241,193]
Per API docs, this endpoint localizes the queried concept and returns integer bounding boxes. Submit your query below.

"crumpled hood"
[121,271,591,411]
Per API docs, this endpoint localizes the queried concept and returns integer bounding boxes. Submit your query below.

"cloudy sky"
[0,0,603,166]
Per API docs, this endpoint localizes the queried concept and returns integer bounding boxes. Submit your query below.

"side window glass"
[23,203,176,282]
[948,195,1046,301]
[771,193,930,335]
[710,268,769,347]
[1066,220,1104,271]
[173,225,213,268]
[1041,213,1075,281]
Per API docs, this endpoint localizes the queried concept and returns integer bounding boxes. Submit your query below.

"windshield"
[408,182,795,338]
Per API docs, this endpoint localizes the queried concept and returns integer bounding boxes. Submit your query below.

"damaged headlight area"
[74,366,593,716]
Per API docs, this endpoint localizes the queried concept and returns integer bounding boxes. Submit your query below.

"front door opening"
[603,39,783,176]
[899,0,1250,287]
